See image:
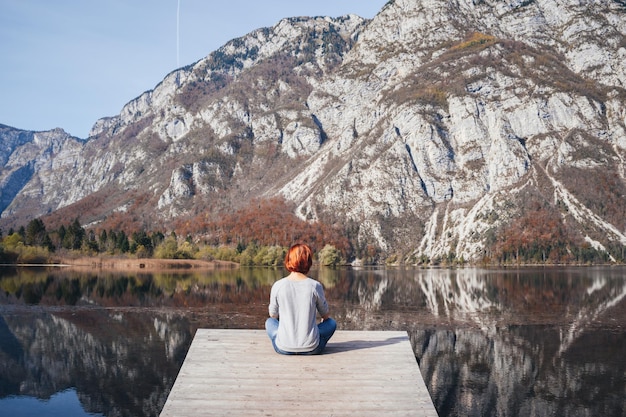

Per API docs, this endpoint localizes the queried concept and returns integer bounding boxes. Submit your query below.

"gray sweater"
[269,277,329,352]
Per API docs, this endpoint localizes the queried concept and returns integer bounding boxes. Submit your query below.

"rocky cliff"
[1,0,625,263]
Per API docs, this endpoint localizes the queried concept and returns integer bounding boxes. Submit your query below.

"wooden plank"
[160,329,439,417]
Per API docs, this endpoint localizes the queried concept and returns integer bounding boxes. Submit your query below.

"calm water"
[0,265,624,417]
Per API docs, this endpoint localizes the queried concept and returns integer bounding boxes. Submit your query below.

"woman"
[265,243,337,355]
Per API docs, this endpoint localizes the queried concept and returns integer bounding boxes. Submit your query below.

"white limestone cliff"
[1,0,625,263]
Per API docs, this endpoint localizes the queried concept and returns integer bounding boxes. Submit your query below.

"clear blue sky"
[0,0,387,139]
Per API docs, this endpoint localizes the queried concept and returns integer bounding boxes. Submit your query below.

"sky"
[0,0,387,139]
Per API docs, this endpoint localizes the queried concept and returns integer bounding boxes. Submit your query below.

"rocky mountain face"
[0,126,85,218]
[1,0,626,263]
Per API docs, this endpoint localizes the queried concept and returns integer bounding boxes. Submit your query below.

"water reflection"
[0,266,280,307]
[0,388,104,417]
[0,266,624,417]
[0,309,190,416]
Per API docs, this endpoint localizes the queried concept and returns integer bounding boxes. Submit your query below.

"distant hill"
[1,0,625,264]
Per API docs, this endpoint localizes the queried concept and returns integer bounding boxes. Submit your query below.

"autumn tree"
[318,244,341,266]
[197,197,351,257]
[494,204,578,263]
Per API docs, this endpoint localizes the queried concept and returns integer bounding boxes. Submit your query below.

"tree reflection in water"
[0,266,624,417]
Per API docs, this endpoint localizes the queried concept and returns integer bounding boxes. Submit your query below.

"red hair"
[284,243,313,273]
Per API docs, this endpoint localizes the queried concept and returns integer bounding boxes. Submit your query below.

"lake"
[0,265,624,417]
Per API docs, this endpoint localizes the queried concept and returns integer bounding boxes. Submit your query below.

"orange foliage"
[180,197,351,256]
[494,204,570,263]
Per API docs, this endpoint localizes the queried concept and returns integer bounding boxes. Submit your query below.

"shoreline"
[51,257,239,272]
[1,257,620,271]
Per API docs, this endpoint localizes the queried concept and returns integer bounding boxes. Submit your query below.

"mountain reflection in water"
[0,266,624,417]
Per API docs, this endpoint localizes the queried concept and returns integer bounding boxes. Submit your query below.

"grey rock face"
[1,1,625,262]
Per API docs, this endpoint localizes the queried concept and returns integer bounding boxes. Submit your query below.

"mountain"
[1,0,626,263]
[0,125,86,218]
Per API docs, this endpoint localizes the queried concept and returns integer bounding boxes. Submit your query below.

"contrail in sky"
[177,0,181,68]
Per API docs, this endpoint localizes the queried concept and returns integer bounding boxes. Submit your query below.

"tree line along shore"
[1,198,623,267]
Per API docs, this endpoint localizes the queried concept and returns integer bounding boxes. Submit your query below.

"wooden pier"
[159,329,439,417]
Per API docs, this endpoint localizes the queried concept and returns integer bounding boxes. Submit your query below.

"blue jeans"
[265,317,337,355]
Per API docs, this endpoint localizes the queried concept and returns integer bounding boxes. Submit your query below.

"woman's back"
[270,277,328,352]
[265,243,336,355]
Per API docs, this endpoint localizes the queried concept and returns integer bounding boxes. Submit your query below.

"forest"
[0,197,622,267]
[0,198,348,267]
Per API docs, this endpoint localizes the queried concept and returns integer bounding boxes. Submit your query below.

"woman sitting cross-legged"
[265,243,337,355]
